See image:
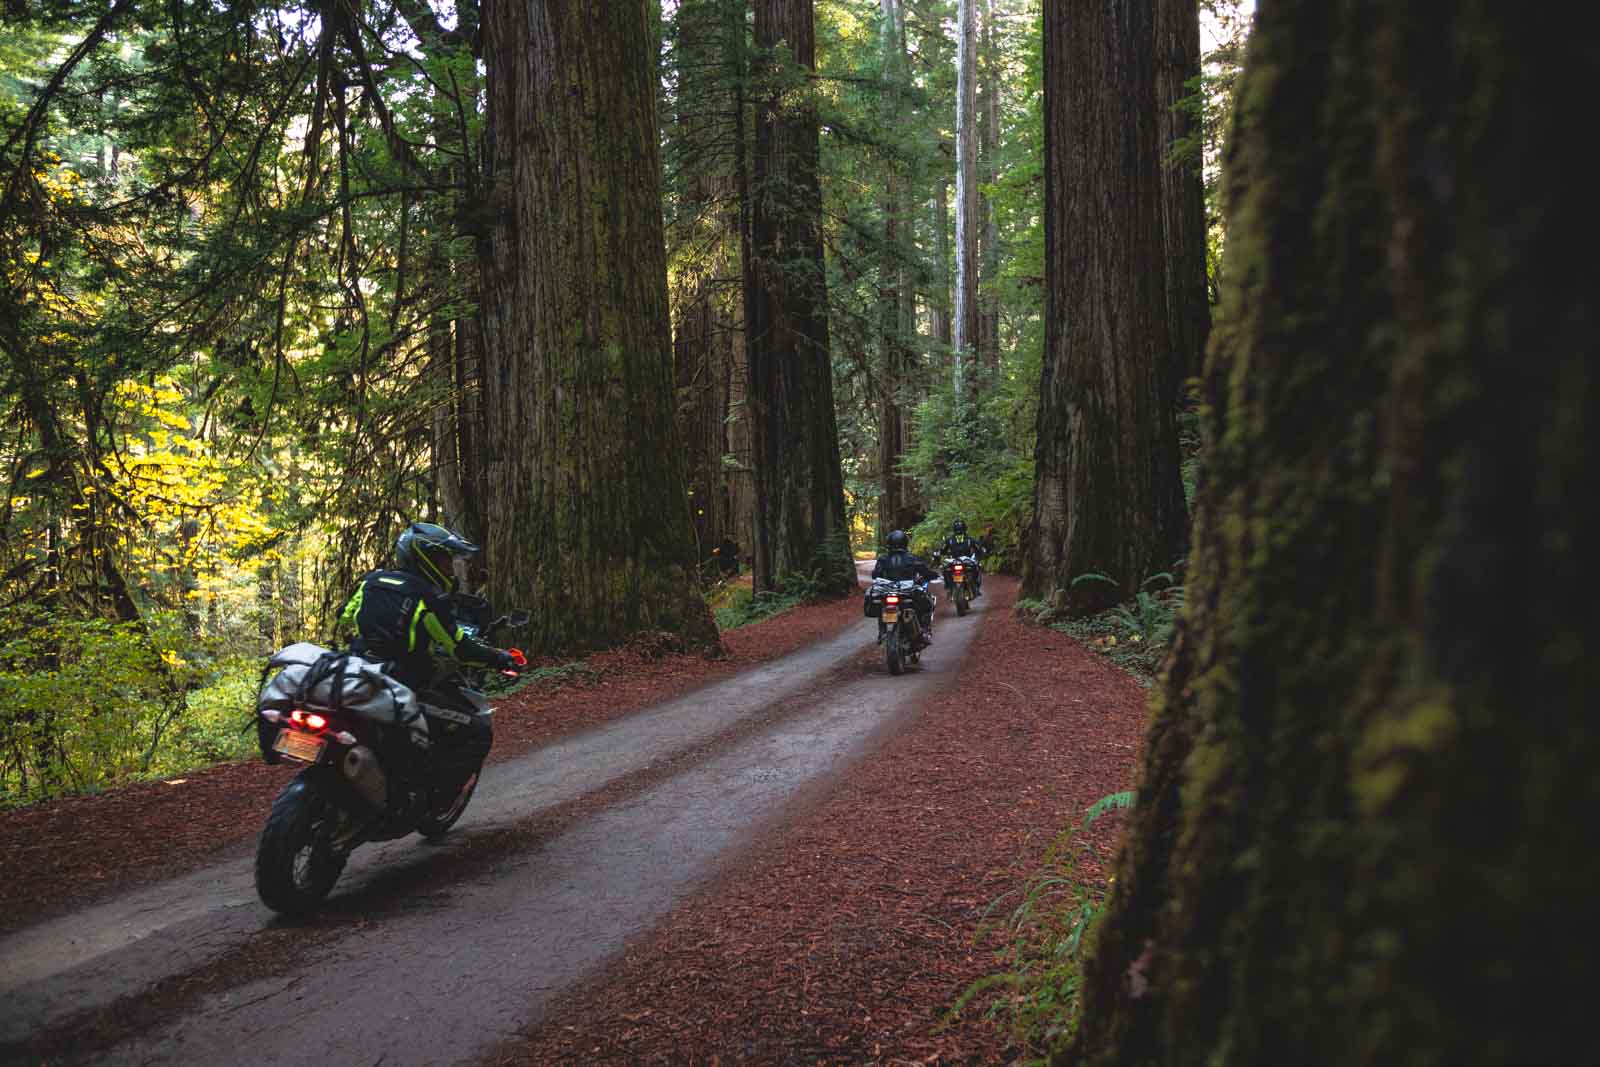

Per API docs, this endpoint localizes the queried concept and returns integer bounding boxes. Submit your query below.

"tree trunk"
[929,176,952,352]
[674,292,726,569]
[478,0,717,653]
[746,0,855,594]
[877,0,917,539]
[429,314,469,534]
[1067,4,1597,1065]
[1022,0,1187,614]
[952,0,979,399]
[1156,0,1210,394]
[977,0,1001,376]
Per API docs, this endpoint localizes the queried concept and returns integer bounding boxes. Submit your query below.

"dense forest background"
[0,0,1249,802]
[7,4,1592,1064]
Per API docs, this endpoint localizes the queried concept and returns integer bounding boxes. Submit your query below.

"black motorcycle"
[251,597,528,915]
[940,554,981,616]
[866,576,933,676]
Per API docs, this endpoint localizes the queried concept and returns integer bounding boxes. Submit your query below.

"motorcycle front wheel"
[255,775,348,915]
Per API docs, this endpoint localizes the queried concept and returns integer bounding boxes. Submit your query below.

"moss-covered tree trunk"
[1023,0,1188,614]
[1067,4,1598,1065]
[746,0,855,594]
[477,0,717,653]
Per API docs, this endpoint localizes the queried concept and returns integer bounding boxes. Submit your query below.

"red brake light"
[290,710,328,731]
[954,564,964,573]
[885,594,900,605]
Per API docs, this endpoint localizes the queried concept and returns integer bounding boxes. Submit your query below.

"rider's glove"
[494,649,526,671]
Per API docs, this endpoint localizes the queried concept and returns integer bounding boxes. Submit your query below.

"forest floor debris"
[485,577,1148,1065]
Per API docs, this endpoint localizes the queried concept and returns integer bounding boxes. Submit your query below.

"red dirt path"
[487,576,1149,1065]
[0,592,862,934]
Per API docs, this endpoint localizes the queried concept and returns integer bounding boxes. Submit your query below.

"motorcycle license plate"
[883,607,899,622]
[272,729,325,764]
[954,572,965,583]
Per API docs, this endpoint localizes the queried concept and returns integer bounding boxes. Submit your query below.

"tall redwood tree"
[1023,0,1188,613]
[745,0,855,594]
[477,0,716,652]
[1067,3,1597,1064]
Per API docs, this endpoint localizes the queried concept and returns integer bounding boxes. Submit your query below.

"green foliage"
[713,587,809,631]
[0,610,259,804]
[515,661,600,690]
[901,368,1039,569]
[1048,573,1186,685]
[952,790,1135,1062]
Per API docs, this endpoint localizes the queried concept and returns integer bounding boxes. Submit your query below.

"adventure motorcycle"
[939,554,981,616]
[865,576,934,676]
[250,596,528,915]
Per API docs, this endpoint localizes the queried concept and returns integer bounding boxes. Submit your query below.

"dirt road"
[1,570,1002,1066]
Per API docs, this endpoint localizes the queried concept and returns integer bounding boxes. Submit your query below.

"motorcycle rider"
[338,521,520,789]
[871,529,939,641]
[939,519,987,598]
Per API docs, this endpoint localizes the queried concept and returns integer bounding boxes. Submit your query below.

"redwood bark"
[977,0,1001,376]
[1157,0,1210,392]
[877,0,918,538]
[1023,0,1188,613]
[478,0,716,652]
[746,0,854,594]
[1068,4,1598,1065]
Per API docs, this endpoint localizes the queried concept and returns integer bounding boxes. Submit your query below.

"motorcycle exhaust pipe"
[341,745,388,810]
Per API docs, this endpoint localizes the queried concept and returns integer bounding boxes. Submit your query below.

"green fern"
[1083,789,1135,827]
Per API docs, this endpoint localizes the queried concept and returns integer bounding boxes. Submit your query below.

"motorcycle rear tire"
[886,630,903,676]
[955,585,970,616]
[417,766,481,839]
[256,775,347,915]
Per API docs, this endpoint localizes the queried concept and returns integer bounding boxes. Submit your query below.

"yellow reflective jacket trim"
[339,587,364,630]
[422,607,459,655]
[407,599,427,652]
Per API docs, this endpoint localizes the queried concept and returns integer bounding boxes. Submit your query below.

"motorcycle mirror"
[508,609,532,628]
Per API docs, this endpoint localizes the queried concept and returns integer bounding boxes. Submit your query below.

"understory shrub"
[952,792,1134,1062]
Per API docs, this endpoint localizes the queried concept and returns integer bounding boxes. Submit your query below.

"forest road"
[0,566,981,1067]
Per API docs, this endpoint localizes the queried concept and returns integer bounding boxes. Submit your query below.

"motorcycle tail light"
[885,594,900,605]
[954,564,964,573]
[290,709,328,731]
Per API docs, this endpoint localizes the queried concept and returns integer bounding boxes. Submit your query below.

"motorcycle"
[866,576,933,676]
[250,596,529,915]
[939,554,981,616]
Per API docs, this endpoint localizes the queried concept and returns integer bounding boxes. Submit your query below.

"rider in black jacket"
[339,522,519,787]
[872,529,939,640]
[938,519,987,598]
[339,522,518,691]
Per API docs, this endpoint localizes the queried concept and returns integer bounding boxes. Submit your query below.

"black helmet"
[952,519,967,537]
[395,521,479,591]
[886,529,909,551]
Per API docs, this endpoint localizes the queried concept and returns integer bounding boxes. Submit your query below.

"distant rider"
[871,529,939,641]
[939,519,987,598]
